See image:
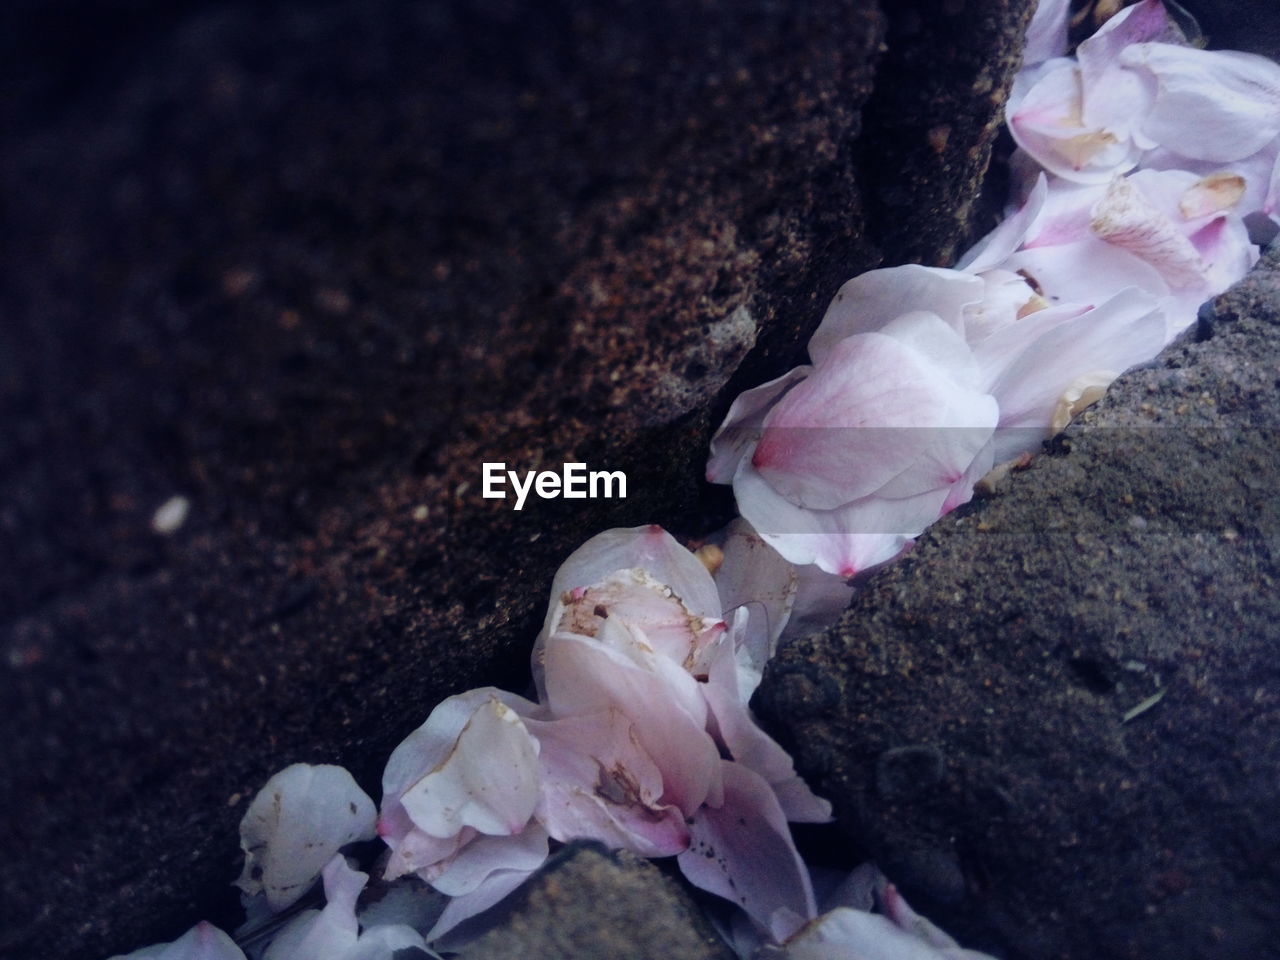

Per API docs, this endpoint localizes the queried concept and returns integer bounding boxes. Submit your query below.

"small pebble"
[151,495,190,535]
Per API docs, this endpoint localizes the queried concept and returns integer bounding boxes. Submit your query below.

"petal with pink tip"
[734,462,939,578]
[108,922,248,960]
[708,367,812,485]
[752,333,956,511]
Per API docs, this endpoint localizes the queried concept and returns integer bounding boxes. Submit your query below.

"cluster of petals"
[707,260,1166,578]
[1008,0,1280,230]
[378,524,833,944]
[708,0,1269,582]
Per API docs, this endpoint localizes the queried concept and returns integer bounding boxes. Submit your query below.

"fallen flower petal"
[677,760,817,943]
[107,922,247,960]
[237,763,377,912]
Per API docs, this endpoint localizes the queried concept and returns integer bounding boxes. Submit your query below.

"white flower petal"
[237,764,377,911]
[808,266,983,363]
[397,696,541,840]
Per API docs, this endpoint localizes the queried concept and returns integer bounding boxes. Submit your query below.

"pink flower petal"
[733,461,938,578]
[708,368,811,485]
[711,518,798,677]
[426,828,550,944]
[542,623,722,813]
[525,711,691,857]
[752,330,971,511]
[701,636,831,824]
[677,761,816,941]
[1022,0,1070,67]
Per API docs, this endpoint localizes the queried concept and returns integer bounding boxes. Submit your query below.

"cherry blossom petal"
[808,266,983,362]
[236,763,377,911]
[426,825,550,898]
[541,622,721,813]
[1022,0,1069,67]
[983,287,1166,458]
[263,855,363,960]
[708,368,811,484]
[753,330,971,511]
[108,922,248,960]
[734,461,939,578]
[1123,44,1280,163]
[711,518,798,677]
[425,828,549,943]
[1009,63,1143,183]
[998,236,1169,309]
[677,761,816,942]
[701,636,831,824]
[524,711,690,857]
[1089,174,1208,290]
[392,693,541,840]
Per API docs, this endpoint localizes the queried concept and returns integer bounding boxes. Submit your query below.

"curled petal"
[426,827,550,943]
[262,855,364,960]
[957,174,1048,274]
[427,825,550,898]
[701,635,831,824]
[237,764,377,911]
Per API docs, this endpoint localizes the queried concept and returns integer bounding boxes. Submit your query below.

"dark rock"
[857,0,1037,267]
[0,1,1034,957]
[455,843,736,960]
[757,247,1280,960]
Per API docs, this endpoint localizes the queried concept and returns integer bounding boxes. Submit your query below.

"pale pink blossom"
[709,268,1000,578]
[1022,0,1069,68]
[377,687,548,939]
[961,170,1256,340]
[1007,0,1176,183]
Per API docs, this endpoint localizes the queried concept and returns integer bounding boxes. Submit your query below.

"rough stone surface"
[758,246,1280,960]
[857,0,1037,268]
[0,1,1034,958]
[455,843,736,960]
